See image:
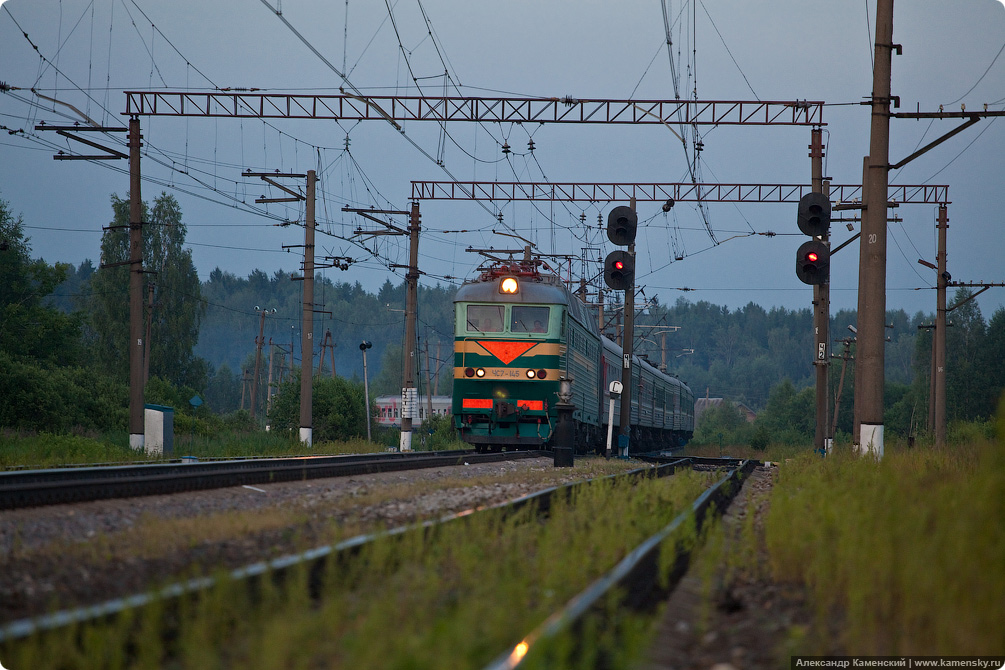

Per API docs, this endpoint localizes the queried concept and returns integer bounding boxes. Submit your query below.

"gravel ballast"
[1,456,621,624]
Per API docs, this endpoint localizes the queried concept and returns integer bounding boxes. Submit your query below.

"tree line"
[3,190,1003,442]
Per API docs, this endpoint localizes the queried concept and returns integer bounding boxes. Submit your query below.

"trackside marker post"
[606,380,623,458]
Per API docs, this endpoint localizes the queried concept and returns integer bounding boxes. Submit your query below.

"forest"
[4,191,1005,443]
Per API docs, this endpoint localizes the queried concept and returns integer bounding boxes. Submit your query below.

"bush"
[414,413,464,451]
[692,401,754,447]
[751,379,814,446]
[0,351,127,433]
[268,373,372,442]
[749,423,770,451]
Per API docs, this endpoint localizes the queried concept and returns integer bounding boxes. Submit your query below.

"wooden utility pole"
[831,337,854,438]
[250,308,270,419]
[317,329,336,377]
[128,116,145,450]
[661,331,667,372]
[434,340,441,396]
[598,289,605,335]
[240,369,249,410]
[855,0,895,458]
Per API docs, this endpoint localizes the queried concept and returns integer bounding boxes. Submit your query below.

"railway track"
[0,449,547,510]
[484,457,757,669]
[0,455,753,656]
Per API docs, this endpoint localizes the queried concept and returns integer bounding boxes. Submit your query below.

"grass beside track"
[1,469,715,669]
[0,430,459,470]
[684,408,1005,659]
[763,432,1005,655]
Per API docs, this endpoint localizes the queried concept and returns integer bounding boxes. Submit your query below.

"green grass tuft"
[763,429,1005,654]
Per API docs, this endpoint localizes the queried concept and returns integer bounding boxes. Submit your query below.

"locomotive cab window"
[511,306,550,334]
[466,305,505,333]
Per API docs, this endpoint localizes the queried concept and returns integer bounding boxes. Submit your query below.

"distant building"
[694,397,756,425]
[375,395,451,428]
[735,403,757,423]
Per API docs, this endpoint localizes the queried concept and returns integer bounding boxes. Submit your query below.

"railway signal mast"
[795,131,832,454]
[604,203,638,457]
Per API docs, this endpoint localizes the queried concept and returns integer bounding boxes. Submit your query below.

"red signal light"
[806,251,819,262]
[613,260,625,270]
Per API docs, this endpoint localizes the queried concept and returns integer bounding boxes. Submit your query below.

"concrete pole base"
[858,423,884,459]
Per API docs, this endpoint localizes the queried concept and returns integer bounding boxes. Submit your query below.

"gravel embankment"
[1,456,613,624]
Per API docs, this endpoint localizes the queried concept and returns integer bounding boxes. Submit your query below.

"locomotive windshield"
[462,304,551,335]
[465,305,504,333]
[511,306,550,333]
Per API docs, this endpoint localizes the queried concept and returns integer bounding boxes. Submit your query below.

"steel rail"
[484,458,758,670]
[0,458,688,643]
[0,449,547,510]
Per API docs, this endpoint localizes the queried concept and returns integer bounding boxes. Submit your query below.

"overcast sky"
[2,0,1004,327]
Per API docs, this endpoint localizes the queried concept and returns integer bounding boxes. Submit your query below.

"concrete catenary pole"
[399,201,420,452]
[144,282,153,387]
[361,341,373,443]
[300,170,316,446]
[855,0,895,458]
[425,338,434,422]
[128,116,145,451]
[935,205,948,448]
[266,338,275,418]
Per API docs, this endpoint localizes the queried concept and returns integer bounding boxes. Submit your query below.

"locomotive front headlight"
[499,277,519,294]
[476,368,486,378]
[526,369,536,378]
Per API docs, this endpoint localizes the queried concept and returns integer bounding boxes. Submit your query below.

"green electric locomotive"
[452,260,694,453]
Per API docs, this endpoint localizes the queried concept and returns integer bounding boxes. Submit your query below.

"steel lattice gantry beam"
[123,91,824,126]
[409,181,949,204]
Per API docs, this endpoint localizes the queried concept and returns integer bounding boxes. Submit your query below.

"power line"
[946,37,1005,105]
